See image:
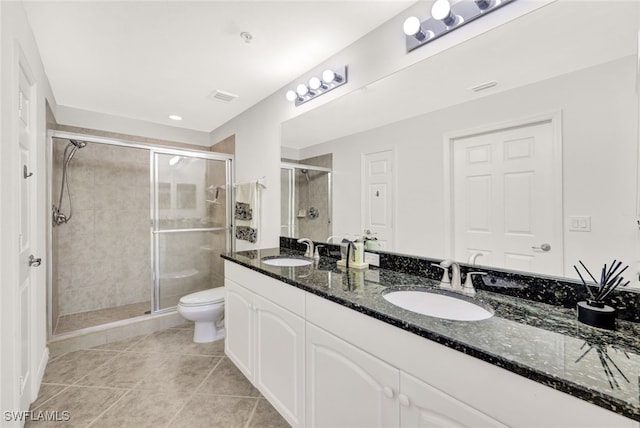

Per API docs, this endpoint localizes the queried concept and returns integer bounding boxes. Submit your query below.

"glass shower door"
[152,151,232,312]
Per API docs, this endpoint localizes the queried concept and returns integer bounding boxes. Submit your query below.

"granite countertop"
[222,248,640,422]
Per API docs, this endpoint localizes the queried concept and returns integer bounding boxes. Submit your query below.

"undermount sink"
[383,288,493,321]
[261,257,313,267]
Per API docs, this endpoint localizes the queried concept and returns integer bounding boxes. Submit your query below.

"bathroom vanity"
[222,247,640,428]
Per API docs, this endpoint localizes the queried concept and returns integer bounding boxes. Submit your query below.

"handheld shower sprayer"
[52,139,87,226]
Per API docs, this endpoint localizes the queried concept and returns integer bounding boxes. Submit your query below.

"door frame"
[442,111,564,267]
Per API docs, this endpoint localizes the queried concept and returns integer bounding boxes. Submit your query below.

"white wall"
[1,1,56,420]
[299,57,638,282]
[209,0,552,250]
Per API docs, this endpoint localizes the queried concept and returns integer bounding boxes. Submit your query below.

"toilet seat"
[179,287,225,307]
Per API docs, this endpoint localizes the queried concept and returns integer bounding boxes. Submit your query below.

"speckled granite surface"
[223,246,640,422]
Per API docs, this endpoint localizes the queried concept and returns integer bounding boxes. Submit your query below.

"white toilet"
[177,287,225,343]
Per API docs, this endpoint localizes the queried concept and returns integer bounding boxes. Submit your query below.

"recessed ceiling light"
[169,115,182,121]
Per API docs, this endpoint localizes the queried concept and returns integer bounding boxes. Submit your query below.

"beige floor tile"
[135,354,222,392]
[24,386,125,428]
[29,384,68,410]
[196,357,260,397]
[42,350,118,385]
[169,394,258,428]
[90,333,148,351]
[75,351,164,389]
[248,398,291,428]
[130,328,225,356]
[89,389,191,428]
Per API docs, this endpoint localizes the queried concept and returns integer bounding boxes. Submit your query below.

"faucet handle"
[314,245,325,260]
[431,263,451,285]
[463,271,487,296]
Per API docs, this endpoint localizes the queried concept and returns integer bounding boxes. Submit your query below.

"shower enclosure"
[281,162,332,242]
[48,131,232,336]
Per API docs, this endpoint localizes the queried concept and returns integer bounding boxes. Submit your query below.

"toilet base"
[193,322,225,343]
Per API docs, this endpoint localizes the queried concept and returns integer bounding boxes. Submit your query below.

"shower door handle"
[29,255,42,268]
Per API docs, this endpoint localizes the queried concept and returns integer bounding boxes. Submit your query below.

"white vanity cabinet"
[224,261,306,428]
[305,292,637,428]
[225,261,638,428]
[306,321,506,428]
[306,322,399,427]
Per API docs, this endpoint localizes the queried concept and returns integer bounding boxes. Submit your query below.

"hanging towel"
[235,181,259,243]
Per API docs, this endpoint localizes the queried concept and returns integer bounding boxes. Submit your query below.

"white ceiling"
[281,0,640,149]
[23,0,415,133]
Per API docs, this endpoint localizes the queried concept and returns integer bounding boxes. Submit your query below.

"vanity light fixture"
[285,66,348,107]
[403,0,516,53]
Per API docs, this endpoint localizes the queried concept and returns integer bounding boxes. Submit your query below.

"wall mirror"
[280,1,640,284]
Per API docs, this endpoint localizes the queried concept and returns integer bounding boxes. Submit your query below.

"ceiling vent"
[209,90,238,103]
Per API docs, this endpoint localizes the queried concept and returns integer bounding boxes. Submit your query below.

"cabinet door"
[254,295,305,427]
[399,371,508,428]
[306,323,399,428]
[225,279,254,379]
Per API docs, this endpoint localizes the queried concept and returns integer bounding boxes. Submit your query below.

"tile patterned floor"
[28,326,290,427]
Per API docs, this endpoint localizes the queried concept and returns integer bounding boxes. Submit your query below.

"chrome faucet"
[432,260,462,292]
[433,259,486,296]
[297,238,314,258]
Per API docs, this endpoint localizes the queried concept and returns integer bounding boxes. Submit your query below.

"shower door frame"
[150,148,233,314]
[46,130,234,337]
[280,162,333,240]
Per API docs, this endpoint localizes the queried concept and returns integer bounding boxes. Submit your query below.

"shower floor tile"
[54,301,151,334]
[29,327,290,428]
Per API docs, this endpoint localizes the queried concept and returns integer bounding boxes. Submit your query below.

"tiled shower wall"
[52,139,151,316]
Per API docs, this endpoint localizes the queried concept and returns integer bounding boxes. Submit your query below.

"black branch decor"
[573,260,630,305]
[573,260,630,330]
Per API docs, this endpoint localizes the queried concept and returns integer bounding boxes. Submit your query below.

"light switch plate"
[364,252,380,267]
[569,215,591,232]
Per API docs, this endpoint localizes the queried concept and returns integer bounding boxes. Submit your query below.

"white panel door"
[399,371,508,428]
[306,323,399,428]
[362,150,394,250]
[254,295,305,428]
[452,121,562,275]
[17,62,38,411]
[224,279,254,380]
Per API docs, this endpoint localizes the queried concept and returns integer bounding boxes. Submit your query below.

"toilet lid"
[179,287,225,307]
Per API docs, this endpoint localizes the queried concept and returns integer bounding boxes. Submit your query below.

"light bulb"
[432,0,455,26]
[309,76,323,90]
[322,69,336,84]
[168,115,182,121]
[403,17,421,36]
[285,90,297,102]
[403,16,427,41]
[296,84,309,96]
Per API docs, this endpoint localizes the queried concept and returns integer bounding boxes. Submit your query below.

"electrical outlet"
[364,252,380,267]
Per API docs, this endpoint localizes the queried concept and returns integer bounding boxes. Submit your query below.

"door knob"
[531,243,551,252]
[29,255,42,267]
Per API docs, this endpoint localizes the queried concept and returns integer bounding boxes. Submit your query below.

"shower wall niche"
[49,134,232,335]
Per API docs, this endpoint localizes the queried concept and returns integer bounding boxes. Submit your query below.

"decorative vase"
[577,300,616,330]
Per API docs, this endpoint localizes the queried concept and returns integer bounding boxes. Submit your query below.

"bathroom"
[3,0,640,427]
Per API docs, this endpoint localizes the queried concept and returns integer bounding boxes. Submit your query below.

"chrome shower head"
[69,139,87,148]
